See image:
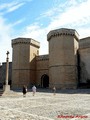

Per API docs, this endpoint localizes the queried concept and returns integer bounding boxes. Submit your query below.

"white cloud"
[77,27,90,38]
[0,17,12,63]
[38,1,68,20]
[47,0,90,30]
[17,0,33,2]
[0,0,33,63]
[36,0,90,32]
[7,3,25,12]
[0,0,33,13]
[0,1,25,15]
[0,0,90,63]
[38,0,85,20]
[20,0,90,56]
[11,18,25,27]
[21,24,48,55]
[0,2,17,11]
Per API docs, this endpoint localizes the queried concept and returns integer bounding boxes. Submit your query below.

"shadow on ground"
[10,88,90,94]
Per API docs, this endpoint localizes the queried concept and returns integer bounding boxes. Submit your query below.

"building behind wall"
[0,62,12,88]
[79,37,90,88]
[0,28,90,89]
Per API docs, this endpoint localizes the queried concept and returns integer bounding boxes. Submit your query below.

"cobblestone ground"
[0,89,90,120]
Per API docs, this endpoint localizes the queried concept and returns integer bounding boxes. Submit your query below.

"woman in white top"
[32,85,36,96]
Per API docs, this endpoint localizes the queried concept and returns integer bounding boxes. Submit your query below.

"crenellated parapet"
[12,38,40,48]
[47,28,79,41]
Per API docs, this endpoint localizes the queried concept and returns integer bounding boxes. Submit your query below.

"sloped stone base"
[3,85,10,93]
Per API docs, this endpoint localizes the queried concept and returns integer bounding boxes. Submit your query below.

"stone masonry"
[47,28,79,89]
[0,28,90,89]
[11,38,40,89]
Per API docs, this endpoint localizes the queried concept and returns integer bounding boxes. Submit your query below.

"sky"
[0,0,90,63]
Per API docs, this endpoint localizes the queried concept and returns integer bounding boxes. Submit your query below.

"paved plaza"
[0,89,90,120]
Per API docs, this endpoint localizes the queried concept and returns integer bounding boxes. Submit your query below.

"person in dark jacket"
[22,85,27,97]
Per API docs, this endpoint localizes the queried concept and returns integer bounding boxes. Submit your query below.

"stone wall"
[79,37,90,83]
[0,62,12,86]
[36,55,49,87]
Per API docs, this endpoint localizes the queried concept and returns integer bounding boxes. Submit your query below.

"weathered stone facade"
[47,28,79,89]
[0,62,12,87]
[11,38,40,89]
[0,28,90,89]
[36,55,49,87]
[79,37,90,84]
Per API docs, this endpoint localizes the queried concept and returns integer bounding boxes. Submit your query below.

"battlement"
[36,55,49,61]
[79,37,90,49]
[12,37,40,48]
[47,28,79,41]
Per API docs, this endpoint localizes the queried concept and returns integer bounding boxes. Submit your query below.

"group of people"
[22,85,36,97]
[22,85,56,97]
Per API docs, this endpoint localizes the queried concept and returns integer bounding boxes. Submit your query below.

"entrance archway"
[41,74,49,88]
[0,83,3,89]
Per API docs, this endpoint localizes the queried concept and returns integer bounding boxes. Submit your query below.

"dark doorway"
[0,83,3,89]
[41,74,49,88]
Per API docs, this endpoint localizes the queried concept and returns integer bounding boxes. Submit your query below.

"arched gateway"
[41,74,49,88]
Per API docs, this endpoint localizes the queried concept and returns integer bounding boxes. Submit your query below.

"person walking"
[53,86,56,95]
[22,85,27,97]
[32,85,36,96]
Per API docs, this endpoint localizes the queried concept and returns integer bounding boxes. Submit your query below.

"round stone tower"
[12,38,40,89]
[47,28,79,89]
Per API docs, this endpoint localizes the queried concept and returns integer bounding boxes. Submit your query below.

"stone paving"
[0,89,90,120]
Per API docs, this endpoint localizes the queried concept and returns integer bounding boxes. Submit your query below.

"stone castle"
[0,28,90,89]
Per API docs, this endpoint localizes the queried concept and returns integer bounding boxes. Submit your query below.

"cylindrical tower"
[12,38,40,89]
[47,28,79,89]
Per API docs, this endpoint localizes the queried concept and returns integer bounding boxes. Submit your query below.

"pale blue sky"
[0,0,90,62]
